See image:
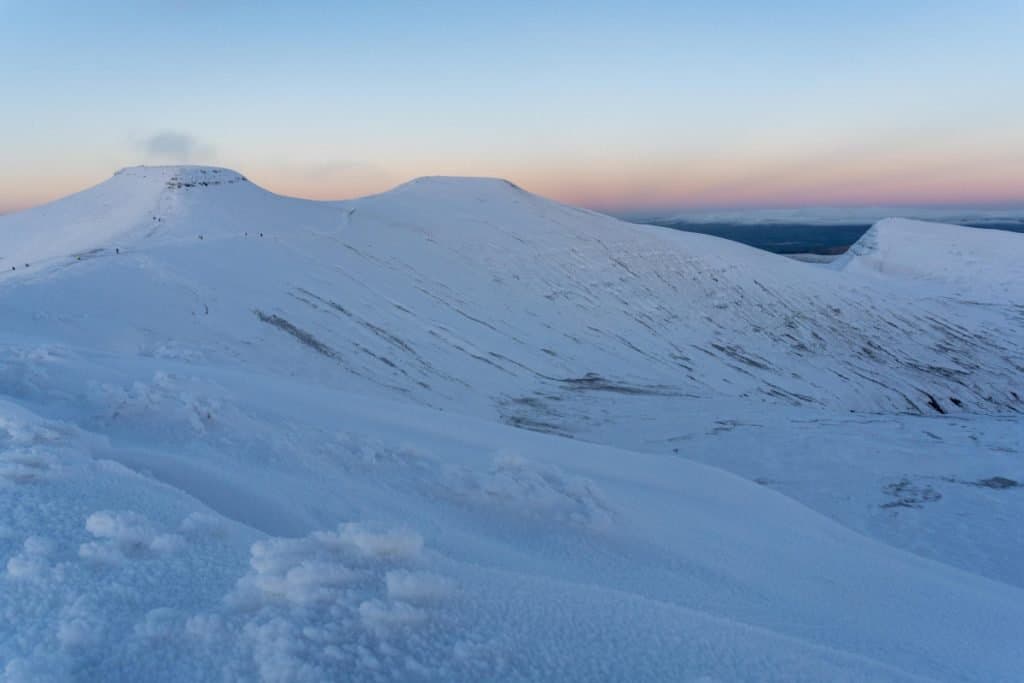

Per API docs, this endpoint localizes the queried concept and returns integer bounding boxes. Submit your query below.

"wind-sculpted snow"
[215,523,452,681]
[1,167,1023,680]
[3,394,1023,682]
[439,453,615,531]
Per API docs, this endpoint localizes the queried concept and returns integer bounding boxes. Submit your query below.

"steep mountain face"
[1,167,1023,681]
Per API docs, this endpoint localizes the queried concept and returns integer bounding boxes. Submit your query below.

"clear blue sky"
[1,0,1022,212]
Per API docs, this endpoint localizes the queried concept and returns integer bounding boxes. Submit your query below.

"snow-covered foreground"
[1,167,1022,681]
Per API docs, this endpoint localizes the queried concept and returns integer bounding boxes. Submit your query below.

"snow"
[0,167,242,273]
[78,510,185,564]
[833,217,1024,300]
[0,166,1022,681]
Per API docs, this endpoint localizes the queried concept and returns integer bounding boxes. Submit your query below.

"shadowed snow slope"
[1,167,1022,681]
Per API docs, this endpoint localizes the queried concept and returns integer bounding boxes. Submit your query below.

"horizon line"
[2,164,1023,218]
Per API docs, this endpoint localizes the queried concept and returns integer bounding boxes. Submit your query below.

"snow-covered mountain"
[833,217,1024,299]
[1,167,1022,681]
[3,166,1019,418]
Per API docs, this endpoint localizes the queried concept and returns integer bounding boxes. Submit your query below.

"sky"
[1,0,1023,215]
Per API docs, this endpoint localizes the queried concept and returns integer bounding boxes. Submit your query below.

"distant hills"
[630,207,1024,254]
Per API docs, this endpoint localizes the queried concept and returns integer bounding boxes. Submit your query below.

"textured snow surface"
[834,217,1024,299]
[1,167,1022,681]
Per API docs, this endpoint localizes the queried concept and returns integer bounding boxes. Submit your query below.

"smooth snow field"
[1,166,1022,682]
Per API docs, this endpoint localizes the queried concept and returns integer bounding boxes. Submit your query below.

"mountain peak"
[0,165,261,272]
[401,175,523,190]
[113,165,249,189]
[385,175,528,200]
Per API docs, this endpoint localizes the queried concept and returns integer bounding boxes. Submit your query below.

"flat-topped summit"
[113,165,250,190]
[396,176,524,192]
[0,166,271,270]
[370,176,531,205]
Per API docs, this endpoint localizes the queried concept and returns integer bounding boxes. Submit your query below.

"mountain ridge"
[2,166,1021,419]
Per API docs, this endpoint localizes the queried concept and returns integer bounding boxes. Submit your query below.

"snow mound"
[219,522,463,682]
[441,453,614,531]
[79,510,185,565]
[835,218,1024,299]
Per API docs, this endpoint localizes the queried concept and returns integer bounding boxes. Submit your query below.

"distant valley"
[631,209,1024,254]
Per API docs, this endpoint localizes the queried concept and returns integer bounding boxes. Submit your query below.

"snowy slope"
[1,167,1023,681]
[834,217,1024,300]
[3,386,1023,682]
[2,168,1020,418]
[0,167,247,272]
